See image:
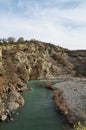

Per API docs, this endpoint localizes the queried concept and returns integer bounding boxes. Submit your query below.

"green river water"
[0,80,65,130]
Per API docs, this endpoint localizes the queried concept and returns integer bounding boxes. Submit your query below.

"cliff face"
[0,40,86,121]
[67,50,86,77]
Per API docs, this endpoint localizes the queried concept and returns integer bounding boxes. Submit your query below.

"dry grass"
[53,89,68,115]
[53,89,77,124]
[45,82,54,89]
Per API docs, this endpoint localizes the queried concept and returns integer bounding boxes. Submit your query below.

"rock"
[0,103,5,115]
[8,89,24,106]
[1,115,7,121]
[16,82,28,92]
[6,109,10,114]
[18,96,24,106]
[8,102,19,111]
[10,118,14,121]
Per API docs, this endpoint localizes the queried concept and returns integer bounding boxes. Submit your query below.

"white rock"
[8,102,19,111]
[1,115,7,121]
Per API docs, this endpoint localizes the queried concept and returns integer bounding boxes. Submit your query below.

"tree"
[17,37,24,42]
[2,38,7,43]
[7,37,16,43]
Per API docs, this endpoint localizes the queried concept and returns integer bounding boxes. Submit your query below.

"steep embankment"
[0,40,86,121]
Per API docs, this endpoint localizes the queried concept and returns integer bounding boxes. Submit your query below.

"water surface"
[0,80,65,130]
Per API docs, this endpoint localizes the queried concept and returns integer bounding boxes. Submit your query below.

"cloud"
[0,0,86,50]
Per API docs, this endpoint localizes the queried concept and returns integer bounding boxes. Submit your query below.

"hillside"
[0,40,86,121]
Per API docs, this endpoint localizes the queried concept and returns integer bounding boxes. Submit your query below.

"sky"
[0,0,86,50]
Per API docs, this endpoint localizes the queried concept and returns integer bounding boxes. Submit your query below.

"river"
[0,80,65,130]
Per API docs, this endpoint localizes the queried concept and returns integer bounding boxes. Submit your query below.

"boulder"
[8,102,19,111]
[1,115,7,121]
[8,89,24,106]
[16,82,28,92]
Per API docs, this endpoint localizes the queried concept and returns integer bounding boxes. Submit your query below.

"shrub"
[74,121,86,130]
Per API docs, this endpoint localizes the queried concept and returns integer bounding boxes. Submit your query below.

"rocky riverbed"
[53,78,86,124]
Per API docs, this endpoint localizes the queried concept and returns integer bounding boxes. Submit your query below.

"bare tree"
[2,38,8,43]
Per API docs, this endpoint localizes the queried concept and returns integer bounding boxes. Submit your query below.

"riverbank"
[52,78,86,125]
[0,84,28,121]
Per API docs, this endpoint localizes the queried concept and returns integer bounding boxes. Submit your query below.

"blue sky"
[0,0,86,49]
